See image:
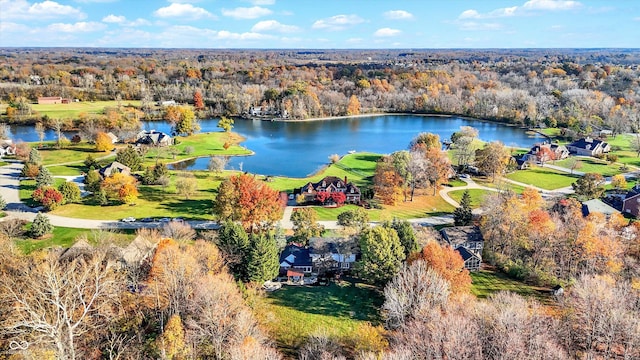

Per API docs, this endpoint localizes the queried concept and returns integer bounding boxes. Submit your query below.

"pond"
[7,115,545,178]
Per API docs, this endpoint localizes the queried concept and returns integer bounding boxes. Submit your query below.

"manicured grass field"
[31,100,141,119]
[256,279,383,355]
[553,157,623,177]
[446,178,467,187]
[505,167,579,190]
[537,127,561,137]
[449,189,492,208]
[14,226,135,254]
[38,144,113,166]
[470,269,552,304]
[474,178,527,194]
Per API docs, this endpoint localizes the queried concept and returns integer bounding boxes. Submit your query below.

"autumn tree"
[95,131,113,152]
[213,173,284,231]
[357,226,405,284]
[475,141,511,182]
[409,242,472,294]
[290,208,325,244]
[572,173,605,200]
[565,157,583,174]
[346,95,361,115]
[611,174,627,191]
[32,186,64,210]
[101,172,138,203]
[217,116,234,132]
[409,132,441,152]
[451,126,479,170]
[373,156,402,205]
[193,90,205,110]
[453,190,473,226]
[119,183,139,204]
[424,147,452,195]
[246,232,279,283]
[175,173,198,199]
[383,260,450,329]
[34,121,46,146]
[208,156,228,173]
[174,106,199,136]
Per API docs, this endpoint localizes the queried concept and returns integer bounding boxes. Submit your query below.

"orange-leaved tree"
[94,132,113,152]
[409,241,471,294]
[213,173,284,232]
[101,172,138,203]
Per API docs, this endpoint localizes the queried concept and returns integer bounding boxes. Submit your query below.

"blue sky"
[0,0,638,48]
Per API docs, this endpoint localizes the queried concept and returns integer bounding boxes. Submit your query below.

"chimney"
[344,176,348,184]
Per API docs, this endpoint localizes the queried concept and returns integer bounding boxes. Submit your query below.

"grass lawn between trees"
[553,157,624,177]
[14,226,136,254]
[30,100,142,119]
[255,279,383,357]
[470,268,553,305]
[449,189,492,208]
[505,166,579,190]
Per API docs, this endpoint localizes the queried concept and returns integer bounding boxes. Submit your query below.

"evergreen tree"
[115,145,143,171]
[153,162,168,181]
[246,233,279,283]
[97,189,109,206]
[357,226,405,284]
[142,166,155,185]
[35,166,54,188]
[31,212,53,238]
[217,221,250,279]
[84,154,98,169]
[84,169,101,193]
[390,218,418,258]
[28,148,42,165]
[453,190,473,226]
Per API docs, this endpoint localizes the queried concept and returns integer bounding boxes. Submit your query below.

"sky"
[0,0,638,48]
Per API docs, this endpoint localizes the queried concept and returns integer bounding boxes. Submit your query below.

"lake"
[7,115,545,178]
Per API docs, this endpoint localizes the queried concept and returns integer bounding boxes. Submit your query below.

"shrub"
[328,153,340,164]
[0,218,27,238]
[183,146,195,155]
[30,212,53,238]
[58,182,81,204]
[71,134,82,144]
[32,186,64,211]
[21,163,40,178]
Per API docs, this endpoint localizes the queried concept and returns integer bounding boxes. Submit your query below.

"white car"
[121,217,136,222]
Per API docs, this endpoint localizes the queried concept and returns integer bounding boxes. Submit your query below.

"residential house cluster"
[247,106,289,119]
[278,238,357,282]
[439,225,484,272]
[296,176,361,204]
[514,137,610,169]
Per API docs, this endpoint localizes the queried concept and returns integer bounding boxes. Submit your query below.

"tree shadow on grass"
[267,279,383,324]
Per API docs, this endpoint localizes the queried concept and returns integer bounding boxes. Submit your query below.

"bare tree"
[208,156,229,174]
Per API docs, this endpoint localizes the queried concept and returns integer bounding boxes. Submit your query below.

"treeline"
[1,48,639,135]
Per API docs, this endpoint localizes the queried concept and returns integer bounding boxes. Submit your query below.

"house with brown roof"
[297,176,361,204]
[98,161,131,178]
[522,143,569,164]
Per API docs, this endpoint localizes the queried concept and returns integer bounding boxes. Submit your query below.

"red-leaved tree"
[32,186,64,211]
[316,191,330,204]
[331,192,346,205]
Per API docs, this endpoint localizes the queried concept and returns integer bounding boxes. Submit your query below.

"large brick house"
[297,176,361,204]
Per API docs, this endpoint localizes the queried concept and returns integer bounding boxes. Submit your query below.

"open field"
[505,167,579,190]
[38,143,114,166]
[470,268,553,304]
[14,226,135,254]
[449,189,491,208]
[553,157,623,177]
[255,279,383,356]
[30,100,142,119]
[474,177,527,194]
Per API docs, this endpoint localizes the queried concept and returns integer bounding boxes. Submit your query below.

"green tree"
[217,221,250,279]
[453,190,473,226]
[390,218,418,258]
[0,194,6,210]
[30,212,53,238]
[84,154,98,169]
[35,166,54,188]
[290,208,325,244]
[572,173,605,201]
[337,207,370,232]
[58,182,81,204]
[28,148,42,165]
[153,162,168,180]
[357,226,405,284]
[247,233,279,283]
[115,145,143,171]
[84,169,101,193]
[217,116,234,132]
[475,141,511,182]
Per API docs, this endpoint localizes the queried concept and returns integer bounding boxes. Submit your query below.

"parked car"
[159,217,171,223]
[140,217,154,223]
[121,217,136,222]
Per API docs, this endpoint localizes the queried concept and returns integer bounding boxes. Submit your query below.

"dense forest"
[1,48,639,135]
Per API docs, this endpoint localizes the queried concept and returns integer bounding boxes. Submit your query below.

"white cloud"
[0,22,30,33]
[126,18,151,27]
[523,0,582,11]
[374,28,401,37]
[0,0,86,20]
[102,14,126,23]
[221,6,272,19]
[458,22,503,31]
[48,21,107,32]
[459,0,581,19]
[74,0,117,3]
[634,16,640,21]
[251,20,299,33]
[154,3,214,19]
[384,10,414,20]
[217,30,271,40]
[312,14,365,31]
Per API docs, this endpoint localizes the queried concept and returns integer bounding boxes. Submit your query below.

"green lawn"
[449,189,492,208]
[553,157,623,177]
[14,226,135,254]
[446,178,467,187]
[505,167,579,190]
[256,279,383,356]
[537,128,561,137]
[37,143,112,166]
[470,269,552,304]
[31,100,141,119]
[474,178,527,194]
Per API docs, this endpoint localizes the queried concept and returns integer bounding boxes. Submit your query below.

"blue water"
[7,115,544,178]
